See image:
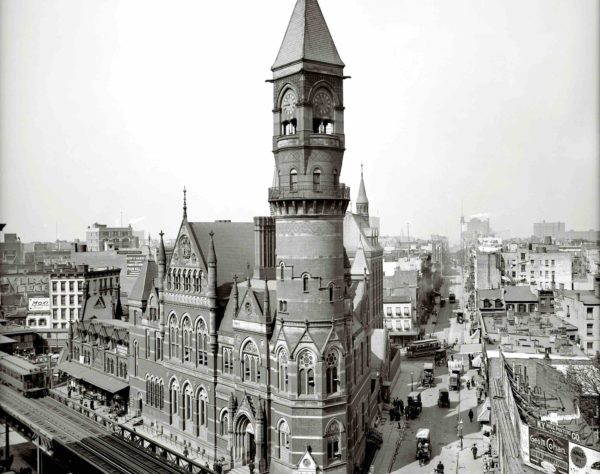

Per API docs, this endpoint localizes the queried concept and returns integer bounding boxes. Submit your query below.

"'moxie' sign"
[28,297,50,312]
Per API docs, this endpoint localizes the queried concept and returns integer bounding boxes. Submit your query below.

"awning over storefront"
[57,361,128,393]
[478,398,491,422]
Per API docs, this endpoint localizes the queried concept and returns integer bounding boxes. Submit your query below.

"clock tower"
[268,1,355,473]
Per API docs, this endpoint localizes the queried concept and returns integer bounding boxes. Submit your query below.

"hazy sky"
[1,0,598,245]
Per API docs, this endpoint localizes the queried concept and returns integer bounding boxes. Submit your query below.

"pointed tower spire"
[356,163,369,219]
[272,0,345,79]
[183,186,188,219]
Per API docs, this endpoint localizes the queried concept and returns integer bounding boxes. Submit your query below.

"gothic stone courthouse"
[127,1,384,472]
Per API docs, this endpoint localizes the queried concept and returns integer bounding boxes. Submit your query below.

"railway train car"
[0,351,47,397]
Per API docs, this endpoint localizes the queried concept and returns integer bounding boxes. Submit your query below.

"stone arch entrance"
[234,414,256,466]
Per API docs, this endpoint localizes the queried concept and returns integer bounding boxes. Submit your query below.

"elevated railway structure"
[0,385,216,474]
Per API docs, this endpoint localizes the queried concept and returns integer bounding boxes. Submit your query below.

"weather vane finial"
[183,186,187,219]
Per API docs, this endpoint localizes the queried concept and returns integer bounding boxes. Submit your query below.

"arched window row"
[167,268,203,294]
[166,313,209,366]
[145,376,164,409]
[220,410,229,436]
[222,347,233,375]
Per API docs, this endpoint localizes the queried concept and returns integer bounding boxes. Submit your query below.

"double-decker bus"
[406,339,442,358]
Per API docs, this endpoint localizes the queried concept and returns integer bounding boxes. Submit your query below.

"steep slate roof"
[128,257,157,305]
[189,222,254,289]
[272,0,344,70]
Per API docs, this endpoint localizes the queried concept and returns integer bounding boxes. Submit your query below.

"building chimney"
[253,216,275,281]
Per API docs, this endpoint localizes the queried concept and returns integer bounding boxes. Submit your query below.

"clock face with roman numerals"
[282,92,297,117]
[313,91,332,117]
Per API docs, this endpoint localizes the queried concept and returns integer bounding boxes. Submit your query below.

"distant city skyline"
[1,0,598,245]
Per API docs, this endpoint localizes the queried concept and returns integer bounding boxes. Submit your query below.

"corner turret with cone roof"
[269,0,350,324]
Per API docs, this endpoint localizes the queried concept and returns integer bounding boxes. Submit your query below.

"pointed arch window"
[313,169,321,192]
[182,318,192,362]
[169,380,179,421]
[197,388,208,427]
[329,283,335,303]
[169,315,178,359]
[280,262,285,281]
[333,169,339,186]
[326,349,340,394]
[278,419,290,459]
[326,421,342,462]
[167,269,173,290]
[193,270,200,292]
[196,319,208,366]
[222,347,232,375]
[278,349,289,392]
[289,169,298,192]
[183,384,193,422]
[298,350,315,395]
[241,340,260,383]
[220,410,229,436]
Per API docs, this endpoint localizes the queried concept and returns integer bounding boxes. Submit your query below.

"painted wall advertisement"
[28,297,50,312]
[125,253,145,277]
[528,427,569,474]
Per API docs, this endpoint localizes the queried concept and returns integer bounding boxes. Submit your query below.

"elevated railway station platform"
[0,385,216,474]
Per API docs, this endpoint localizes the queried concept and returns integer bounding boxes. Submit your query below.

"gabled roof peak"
[272,0,344,73]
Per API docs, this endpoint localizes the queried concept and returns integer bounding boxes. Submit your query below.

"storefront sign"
[528,427,569,474]
[28,297,50,312]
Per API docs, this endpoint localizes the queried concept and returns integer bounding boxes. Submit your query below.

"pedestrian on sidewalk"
[399,399,404,415]
[468,408,474,423]
[435,460,445,473]
[471,444,478,459]
[467,380,471,390]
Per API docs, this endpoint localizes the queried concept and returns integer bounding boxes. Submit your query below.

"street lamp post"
[458,419,463,449]
[411,372,414,391]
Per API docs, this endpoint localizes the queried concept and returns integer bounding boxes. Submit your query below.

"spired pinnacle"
[183,186,187,219]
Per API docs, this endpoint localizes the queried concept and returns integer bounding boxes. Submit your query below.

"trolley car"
[0,351,47,397]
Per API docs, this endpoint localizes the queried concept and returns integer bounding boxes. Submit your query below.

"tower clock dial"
[313,91,332,117]
[282,92,297,117]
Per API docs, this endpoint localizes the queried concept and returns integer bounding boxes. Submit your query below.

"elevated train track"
[0,385,212,474]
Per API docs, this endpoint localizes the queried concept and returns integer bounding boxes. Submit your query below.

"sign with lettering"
[568,442,600,474]
[126,254,146,277]
[28,297,50,312]
[535,420,581,444]
[528,427,569,474]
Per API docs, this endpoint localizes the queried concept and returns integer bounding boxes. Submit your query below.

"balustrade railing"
[268,184,350,200]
